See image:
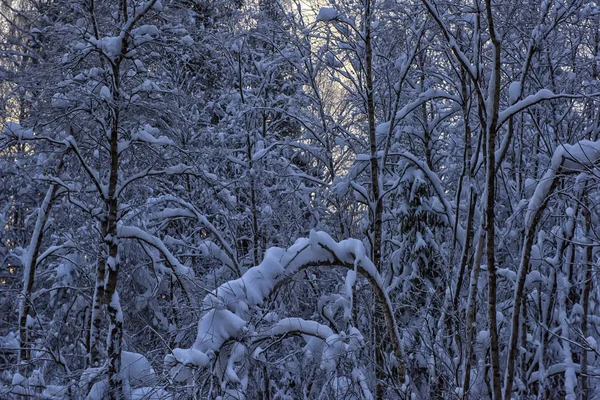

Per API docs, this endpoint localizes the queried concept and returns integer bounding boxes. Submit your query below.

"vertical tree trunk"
[88,234,107,367]
[237,47,261,267]
[503,174,559,398]
[248,132,261,267]
[18,161,62,371]
[483,1,502,397]
[462,225,485,399]
[580,196,593,400]
[363,1,386,397]
[103,54,124,400]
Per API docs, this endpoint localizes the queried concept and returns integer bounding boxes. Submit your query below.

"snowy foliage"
[2,0,600,399]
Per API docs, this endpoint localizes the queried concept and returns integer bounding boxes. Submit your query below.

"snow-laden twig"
[144,195,241,276]
[117,225,204,308]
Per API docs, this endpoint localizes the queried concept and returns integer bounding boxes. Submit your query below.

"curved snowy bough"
[504,139,600,398]
[165,230,406,387]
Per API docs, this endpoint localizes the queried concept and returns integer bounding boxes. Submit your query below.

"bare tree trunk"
[262,364,271,400]
[362,1,386,397]
[483,0,502,394]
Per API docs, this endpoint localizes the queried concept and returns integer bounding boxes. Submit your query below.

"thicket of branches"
[2,0,600,399]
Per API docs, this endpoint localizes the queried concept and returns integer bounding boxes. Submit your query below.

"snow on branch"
[3,122,34,140]
[419,0,477,80]
[394,89,460,121]
[504,138,600,392]
[553,140,600,172]
[316,7,339,22]
[167,230,406,384]
[256,317,334,341]
[498,90,600,128]
[117,225,202,308]
[116,164,195,196]
[144,196,241,275]
[526,139,600,226]
[498,89,556,125]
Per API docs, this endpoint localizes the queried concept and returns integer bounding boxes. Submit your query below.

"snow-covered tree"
[3,0,600,399]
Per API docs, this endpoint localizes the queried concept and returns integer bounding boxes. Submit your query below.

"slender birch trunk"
[18,157,64,371]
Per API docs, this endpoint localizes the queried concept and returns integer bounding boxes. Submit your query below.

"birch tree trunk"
[483,1,502,397]
[362,1,387,397]
[18,157,63,371]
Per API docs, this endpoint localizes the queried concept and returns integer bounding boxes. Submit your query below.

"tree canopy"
[2,0,600,399]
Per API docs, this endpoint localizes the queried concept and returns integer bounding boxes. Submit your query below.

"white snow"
[3,122,33,140]
[497,268,517,281]
[194,309,246,353]
[134,59,147,72]
[524,270,544,289]
[0,332,19,349]
[131,387,172,399]
[42,385,68,398]
[137,79,160,92]
[261,318,334,340]
[345,270,356,300]
[376,121,391,135]
[498,89,555,125]
[587,336,597,351]
[527,139,600,226]
[152,0,163,11]
[132,124,174,146]
[321,329,365,372]
[85,381,108,400]
[224,342,245,383]
[508,81,521,104]
[100,85,112,101]
[121,351,156,386]
[168,231,399,377]
[571,304,584,319]
[132,25,160,40]
[171,348,210,367]
[11,373,26,386]
[316,7,338,22]
[476,330,490,345]
[110,291,124,323]
[90,36,123,60]
[529,363,582,384]
[180,35,194,45]
[496,311,504,324]
[51,93,70,108]
[553,140,600,171]
[321,334,348,371]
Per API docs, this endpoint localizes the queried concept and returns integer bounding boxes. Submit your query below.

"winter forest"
[3,0,600,399]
